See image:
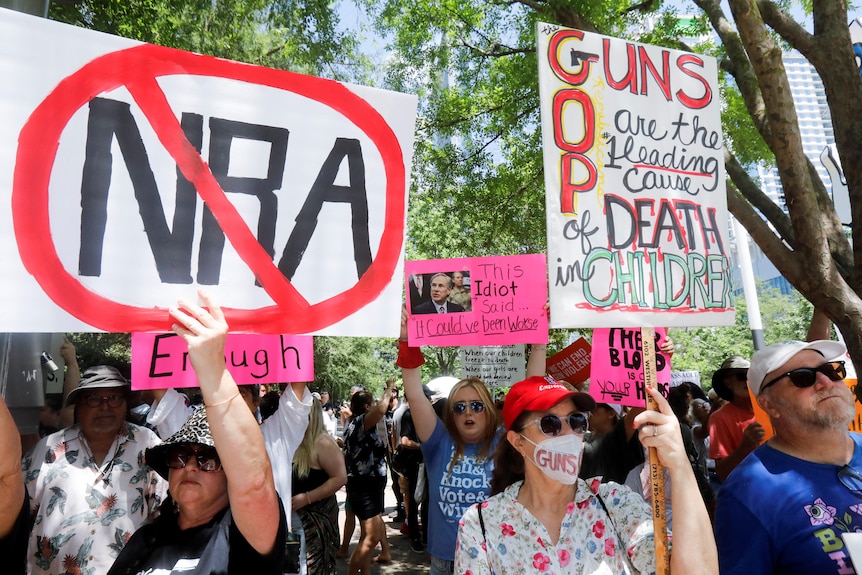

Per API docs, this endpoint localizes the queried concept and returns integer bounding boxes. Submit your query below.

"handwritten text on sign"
[131,333,314,389]
[546,337,591,384]
[460,345,526,389]
[589,327,671,408]
[537,23,734,328]
[0,8,417,335]
[406,254,548,347]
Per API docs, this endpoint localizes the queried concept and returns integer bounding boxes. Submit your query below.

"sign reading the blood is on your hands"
[590,327,671,407]
[0,8,417,335]
[537,22,734,329]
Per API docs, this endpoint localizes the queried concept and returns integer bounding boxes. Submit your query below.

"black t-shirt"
[108,497,286,575]
[395,409,424,470]
[580,418,645,484]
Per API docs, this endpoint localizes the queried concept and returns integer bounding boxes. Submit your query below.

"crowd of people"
[0,294,859,575]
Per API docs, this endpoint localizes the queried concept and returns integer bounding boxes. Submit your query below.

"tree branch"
[724,148,794,244]
[693,0,772,145]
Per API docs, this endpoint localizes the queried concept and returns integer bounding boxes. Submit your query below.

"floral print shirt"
[22,423,166,575]
[343,413,387,478]
[456,478,656,575]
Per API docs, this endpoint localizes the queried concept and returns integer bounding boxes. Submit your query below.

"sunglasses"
[731,371,748,381]
[82,394,125,408]
[761,361,846,392]
[526,412,589,437]
[165,445,222,473]
[838,464,862,496]
[452,401,485,415]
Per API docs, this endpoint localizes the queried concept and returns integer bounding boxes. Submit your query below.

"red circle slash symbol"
[12,44,405,333]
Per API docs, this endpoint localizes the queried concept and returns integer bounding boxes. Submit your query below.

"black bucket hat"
[711,355,751,402]
[65,365,130,407]
[145,407,215,480]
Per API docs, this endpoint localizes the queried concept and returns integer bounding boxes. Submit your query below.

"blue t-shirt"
[715,432,862,574]
[421,419,501,562]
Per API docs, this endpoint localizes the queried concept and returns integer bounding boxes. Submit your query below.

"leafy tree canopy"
[49,0,371,81]
[361,0,862,368]
[669,284,822,390]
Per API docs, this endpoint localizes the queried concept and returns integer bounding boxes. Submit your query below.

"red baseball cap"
[503,375,596,430]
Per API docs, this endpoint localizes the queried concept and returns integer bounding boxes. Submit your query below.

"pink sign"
[589,328,671,408]
[406,254,548,347]
[131,333,314,389]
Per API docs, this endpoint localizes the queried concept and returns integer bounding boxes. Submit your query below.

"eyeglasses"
[526,412,589,436]
[165,445,222,473]
[761,361,846,392]
[452,401,485,415]
[82,394,125,408]
[838,464,862,496]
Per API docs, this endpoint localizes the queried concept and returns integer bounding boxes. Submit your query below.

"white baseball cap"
[748,340,847,396]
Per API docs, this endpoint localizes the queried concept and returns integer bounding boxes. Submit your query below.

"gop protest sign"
[0,8,416,336]
[406,254,548,347]
[589,327,671,407]
[538,23,734,328]
[131,333,314,389]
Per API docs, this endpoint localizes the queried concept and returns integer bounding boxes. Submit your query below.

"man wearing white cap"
[714,339,858,574]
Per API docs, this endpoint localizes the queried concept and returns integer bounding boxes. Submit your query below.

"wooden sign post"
[641,327,670,575]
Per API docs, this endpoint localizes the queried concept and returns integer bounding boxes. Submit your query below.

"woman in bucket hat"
[109,291,286,575]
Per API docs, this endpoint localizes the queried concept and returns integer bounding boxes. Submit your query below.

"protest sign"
[0,8,417,336]
[131,332,313,389]
[406,254,548,346]
[460,345,526,388]
[671,370,701,388]
[538,22,734,328]
[546,337,591,384]
[589,327,671,407]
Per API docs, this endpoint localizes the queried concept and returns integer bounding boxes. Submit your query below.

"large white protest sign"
[0,8,416,336]
[538,23,734,328]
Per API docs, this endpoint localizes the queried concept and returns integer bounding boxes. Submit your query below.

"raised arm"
[146,387,194,439]
[362,385,394,431]
[58,337,80,429]
[0,394,24,539]
[634,386,718,575]
[396,307,438,442]
[526,304,550,377]
[170,291,280,556]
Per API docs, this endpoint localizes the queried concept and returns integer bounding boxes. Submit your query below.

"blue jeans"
[430,556,454,575]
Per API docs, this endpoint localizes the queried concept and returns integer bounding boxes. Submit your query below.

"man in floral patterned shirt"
[22,366,166,575]
[715,340,859,574]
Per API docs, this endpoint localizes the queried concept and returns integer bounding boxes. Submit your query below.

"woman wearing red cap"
[454,375,717,575]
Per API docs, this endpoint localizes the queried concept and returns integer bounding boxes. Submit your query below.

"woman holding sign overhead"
[396,308,545,575]
[454,376,717,575]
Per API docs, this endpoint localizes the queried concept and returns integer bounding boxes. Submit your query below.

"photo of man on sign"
[411,272,468,315]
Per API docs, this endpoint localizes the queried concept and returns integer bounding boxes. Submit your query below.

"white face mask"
[521,433,585,484]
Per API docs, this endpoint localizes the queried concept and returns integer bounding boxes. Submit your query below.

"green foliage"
[669,285,817,390]
[66,333,132,375]
[48,0,370,82]
[312,336,400,402]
